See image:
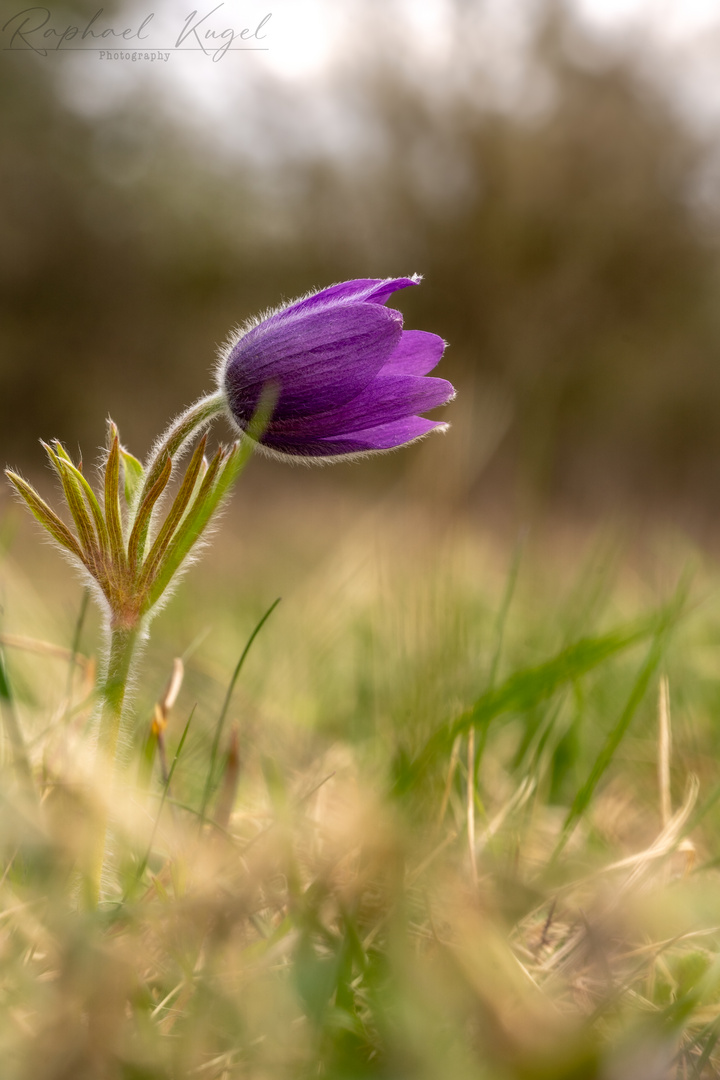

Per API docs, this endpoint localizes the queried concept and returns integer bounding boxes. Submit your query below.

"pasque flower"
[219,276,454,459]
[4,273,455,901]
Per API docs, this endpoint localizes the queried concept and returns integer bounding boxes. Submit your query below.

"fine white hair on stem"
[128,391,226,550]
[88,616,149,761]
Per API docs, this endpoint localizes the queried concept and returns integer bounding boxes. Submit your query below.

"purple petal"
[280,276,420,318]
[261,416,445,458]
[268,374,454,440]
[382,330,446,376]
[225,303,402,421]
[361,277,421,305]
[322,416,445,453]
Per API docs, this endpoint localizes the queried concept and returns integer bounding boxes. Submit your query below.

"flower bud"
[220,276,454,460]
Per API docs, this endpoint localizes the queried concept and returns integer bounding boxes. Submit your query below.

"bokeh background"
[4,0,720,529]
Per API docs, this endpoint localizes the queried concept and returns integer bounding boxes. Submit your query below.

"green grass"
[0,490,719,1079]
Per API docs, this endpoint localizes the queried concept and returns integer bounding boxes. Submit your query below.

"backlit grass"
[0,487,719,1079]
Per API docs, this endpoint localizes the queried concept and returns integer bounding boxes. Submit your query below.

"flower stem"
[88,621,141,907]
[99,624,140,759]
[140,390,226,506]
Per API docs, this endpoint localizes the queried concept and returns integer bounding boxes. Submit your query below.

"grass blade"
[65,588,90,704]
[475,531,525,782]
[552,582,687,859]
[0,645,34,794]
[199,597,281,822]
[134,705,196,886]
[393,614,675,799]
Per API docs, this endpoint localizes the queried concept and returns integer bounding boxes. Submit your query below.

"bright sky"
[575,0,720,132]
[55,0,720,151]
[577,0,718,39]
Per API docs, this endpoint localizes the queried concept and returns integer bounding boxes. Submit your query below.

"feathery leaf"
[5,470,87,565]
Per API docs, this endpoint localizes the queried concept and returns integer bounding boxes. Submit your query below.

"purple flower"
[219,276,454,460]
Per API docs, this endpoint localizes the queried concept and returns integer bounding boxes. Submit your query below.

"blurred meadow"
[6,0,720,1076]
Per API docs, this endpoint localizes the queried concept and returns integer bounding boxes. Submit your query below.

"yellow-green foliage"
[0,493,720,1079]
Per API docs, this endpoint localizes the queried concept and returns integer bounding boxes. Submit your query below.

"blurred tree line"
[3,0,720,521]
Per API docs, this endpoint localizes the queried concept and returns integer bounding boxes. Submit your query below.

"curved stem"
[88,621,141,907]
[139,390,226,508]
[128,391,227,570]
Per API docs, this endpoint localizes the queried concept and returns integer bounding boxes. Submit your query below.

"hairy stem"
[129,391,227,569]
[88,621,142,907]
[139,390,226,509]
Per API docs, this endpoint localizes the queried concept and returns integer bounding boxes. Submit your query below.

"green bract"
[5,391,254,631]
